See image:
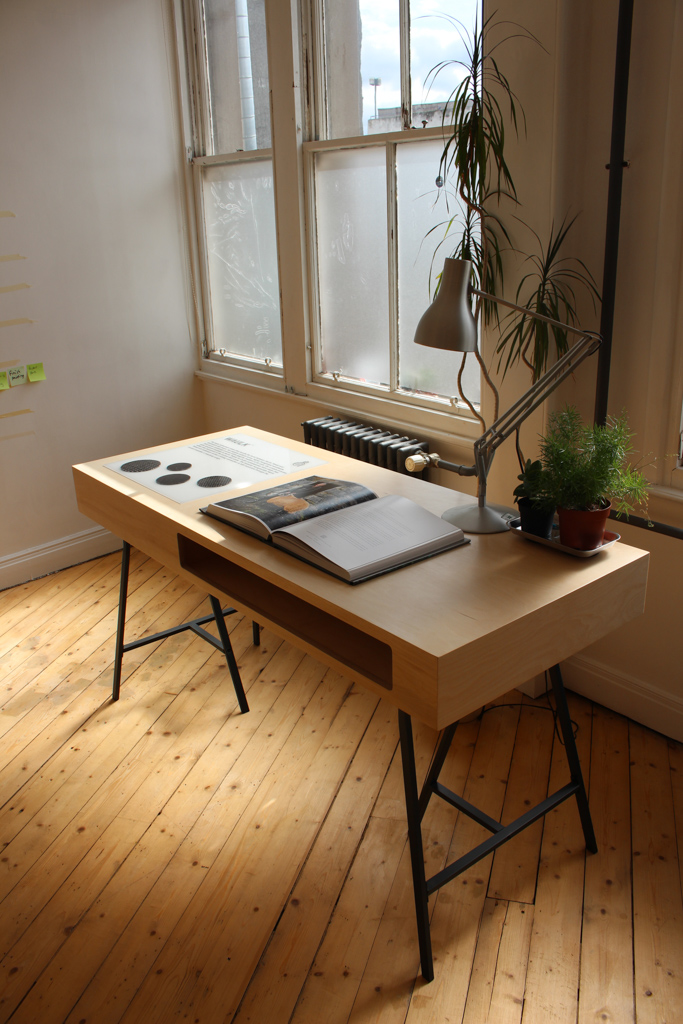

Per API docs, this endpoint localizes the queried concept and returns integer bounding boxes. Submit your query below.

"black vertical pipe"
[594,0,634,425]
[594,0,683,540]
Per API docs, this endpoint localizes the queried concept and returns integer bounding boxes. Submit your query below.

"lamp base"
[441,503,514,534]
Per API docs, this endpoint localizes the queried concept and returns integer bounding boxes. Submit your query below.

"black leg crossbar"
[399,663,596,982]
[112,541,251,713]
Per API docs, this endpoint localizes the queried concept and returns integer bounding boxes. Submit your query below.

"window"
[179,0,482,432]
[183,0,282,373]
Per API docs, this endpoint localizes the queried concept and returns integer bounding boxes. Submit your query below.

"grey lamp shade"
[413,257,477,352]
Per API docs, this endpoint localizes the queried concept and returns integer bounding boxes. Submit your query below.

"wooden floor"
[0,550,682,1024]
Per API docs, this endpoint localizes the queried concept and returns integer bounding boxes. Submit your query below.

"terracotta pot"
[517,498,555,539]
[557,502,611,550]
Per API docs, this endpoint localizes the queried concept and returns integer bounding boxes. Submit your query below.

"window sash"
[192,150,284,374]
[305,130,481,415]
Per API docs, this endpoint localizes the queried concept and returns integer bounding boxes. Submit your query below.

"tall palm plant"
[427,14,600,419]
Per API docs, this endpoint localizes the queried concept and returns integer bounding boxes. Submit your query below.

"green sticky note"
[0,371,8,390]
[27,362,46,382]
[8,365,27,387]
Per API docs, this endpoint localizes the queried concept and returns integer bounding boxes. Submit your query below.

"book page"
[208,476,376,535]
[274,495,463,573]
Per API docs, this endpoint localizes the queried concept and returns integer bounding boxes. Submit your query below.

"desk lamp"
[410,257,601,533]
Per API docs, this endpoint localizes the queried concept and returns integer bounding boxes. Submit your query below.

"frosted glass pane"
[397,141,480,403]
[203,0,271,153]
[315,148,390,386]
[202,160,282,365]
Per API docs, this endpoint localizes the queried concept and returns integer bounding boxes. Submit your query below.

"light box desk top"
[73,425,649,730]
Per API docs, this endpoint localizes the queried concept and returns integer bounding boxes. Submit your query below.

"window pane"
[410,0,480,128]
[315,148,390,385]
[323,0,400,138]
[202,160,282,365]
[203,0,271,154]
[397,141,480,403]
[322,1,481,138]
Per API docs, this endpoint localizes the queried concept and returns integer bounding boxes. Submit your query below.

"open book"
[203,476,468,583]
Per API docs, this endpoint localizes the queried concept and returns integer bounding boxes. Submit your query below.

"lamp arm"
[471,287,601,340]
[469,288,601,475]
[405,333,599,481]
[407,285,601,500]
[474,332,601,473]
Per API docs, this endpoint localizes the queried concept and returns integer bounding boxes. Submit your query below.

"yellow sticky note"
[0,372,8,390]
[27,362,46,382]
[8,366,27,387]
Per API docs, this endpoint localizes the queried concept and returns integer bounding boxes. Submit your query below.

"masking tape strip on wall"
[0,284,30,294]
[0,431,35,442]
[0,409,32,420]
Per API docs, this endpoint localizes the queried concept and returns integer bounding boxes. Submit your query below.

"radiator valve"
[405,451,440,473]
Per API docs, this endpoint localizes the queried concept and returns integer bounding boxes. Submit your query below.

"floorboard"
[0,553,680,1024]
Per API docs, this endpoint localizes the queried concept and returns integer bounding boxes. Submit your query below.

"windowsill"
[195,362,481,457]
[198,356,284,391]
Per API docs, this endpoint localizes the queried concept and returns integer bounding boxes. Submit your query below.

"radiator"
[302,416,428,475]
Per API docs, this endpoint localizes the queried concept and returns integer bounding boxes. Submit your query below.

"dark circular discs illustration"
[120,459,161,473]
[197,475,232,488]
[167,462,192,471]
[156,473,191,486]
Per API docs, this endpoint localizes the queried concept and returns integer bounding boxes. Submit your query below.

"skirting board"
[561,653,683,743]
[0,526,121,591]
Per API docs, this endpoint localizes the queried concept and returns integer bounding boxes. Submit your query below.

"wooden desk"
[73,425,649,979]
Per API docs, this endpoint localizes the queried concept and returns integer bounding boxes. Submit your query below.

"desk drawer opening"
[178,535,393,690]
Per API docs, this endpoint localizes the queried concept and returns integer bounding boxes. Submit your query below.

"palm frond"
[495,217,601,380]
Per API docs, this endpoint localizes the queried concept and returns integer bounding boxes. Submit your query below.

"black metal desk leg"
[398,710,434,982]
[418,722,457,820]
[111,543,249,714]
[112,541,131,702]
[548,664,598,854]
[209,595,250,714]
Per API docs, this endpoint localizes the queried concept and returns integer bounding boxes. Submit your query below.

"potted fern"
[539,407,649,550]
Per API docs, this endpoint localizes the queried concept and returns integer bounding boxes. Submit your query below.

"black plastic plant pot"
[517,498,556,540]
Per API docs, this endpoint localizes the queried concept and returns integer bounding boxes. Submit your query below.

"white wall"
[0,0,201,587]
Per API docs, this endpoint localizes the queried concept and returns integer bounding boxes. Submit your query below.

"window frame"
[176,0,484,444]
